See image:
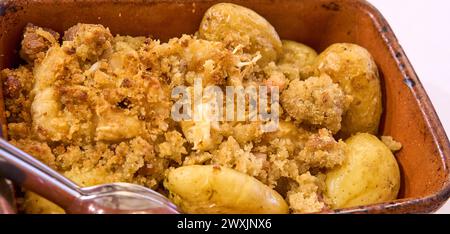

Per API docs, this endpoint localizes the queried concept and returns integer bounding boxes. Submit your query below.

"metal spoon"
[0,138,180,214]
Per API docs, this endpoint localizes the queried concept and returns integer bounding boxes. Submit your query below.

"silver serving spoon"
[0,138,180,214]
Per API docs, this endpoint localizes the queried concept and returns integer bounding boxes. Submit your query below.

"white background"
[368,0,449,213]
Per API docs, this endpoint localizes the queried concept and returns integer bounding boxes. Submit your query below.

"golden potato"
[278,40,317,80]
[314,43,382,138]
[164,165,289,214]
[325,133,400,209]
[198,3,282,66]
[23,192,65,214]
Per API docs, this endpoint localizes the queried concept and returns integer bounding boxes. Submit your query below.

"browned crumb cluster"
[281,75,352,133]
[2,23,350,214]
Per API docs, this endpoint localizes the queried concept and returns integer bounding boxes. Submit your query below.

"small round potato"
[164,165,289,214]
[278,40,317,80]
[23,192,65,214]
[325,133,400,209]
[314,43,382,138]
[198,3,282,66]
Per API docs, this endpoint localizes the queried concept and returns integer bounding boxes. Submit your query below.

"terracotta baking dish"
[0,0,449,214]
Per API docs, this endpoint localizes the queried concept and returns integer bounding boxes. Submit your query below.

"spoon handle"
[0,138,81,209]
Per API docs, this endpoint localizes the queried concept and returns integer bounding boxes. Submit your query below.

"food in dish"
[165,165,289,214]
[313,43,383,138]
[1,3,400,214]
[324,133,401,209]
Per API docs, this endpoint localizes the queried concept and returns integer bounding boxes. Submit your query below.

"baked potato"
[198,3,282,66]
[314,43,382,138]
[278,40,317,80]
[324,133,400,209]
[23,192,65,214]
[164,165,289,214]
